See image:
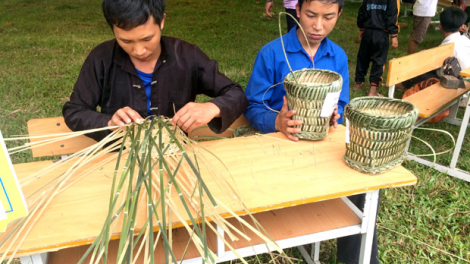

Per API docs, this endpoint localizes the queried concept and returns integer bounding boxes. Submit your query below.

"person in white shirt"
[397,7,469,90]
[440,7,470,70]
[408,0,439,54]
[264,0,299,32]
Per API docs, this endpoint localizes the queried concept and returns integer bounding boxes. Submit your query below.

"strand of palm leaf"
[1,116,287,264]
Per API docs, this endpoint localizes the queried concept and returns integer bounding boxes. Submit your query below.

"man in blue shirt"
[245,0,349,142]
[245,1,380,263]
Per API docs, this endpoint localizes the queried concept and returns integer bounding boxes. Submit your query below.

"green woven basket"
[343,97,419,175]
[284,68,343,141]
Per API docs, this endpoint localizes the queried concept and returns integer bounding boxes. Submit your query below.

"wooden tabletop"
[4,126,417,256]
[460,67,470,78]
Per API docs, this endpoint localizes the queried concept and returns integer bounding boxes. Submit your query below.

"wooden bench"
[460,66,470,78]
[437,0,454,9]
[27,117,97,158]
[386,42,470,182]
[401,0,414,18]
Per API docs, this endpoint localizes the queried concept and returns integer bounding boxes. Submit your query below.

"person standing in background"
[354,0,399,96]
[407,0,439,54]
[265,0,299,32]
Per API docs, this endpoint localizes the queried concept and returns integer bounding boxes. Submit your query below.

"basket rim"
[284,68,343,84]
[346,96,418,120]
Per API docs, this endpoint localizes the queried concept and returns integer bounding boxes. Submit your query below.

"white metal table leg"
[19,253,48,264]
[358,190,380,264]
[298,243,322,264]
[217,224,225,258]
[313,242,321,264]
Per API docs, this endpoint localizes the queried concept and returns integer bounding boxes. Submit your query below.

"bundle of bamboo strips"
[1,116,287,264]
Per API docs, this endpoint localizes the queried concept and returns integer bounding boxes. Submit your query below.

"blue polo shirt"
[244,26,350,133]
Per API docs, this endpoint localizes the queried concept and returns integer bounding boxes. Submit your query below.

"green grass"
[0,0,469,263]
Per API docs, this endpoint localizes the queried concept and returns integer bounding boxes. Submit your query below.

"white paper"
[0,199,6,221]
[345,118,350,144]
[320,91,341,118]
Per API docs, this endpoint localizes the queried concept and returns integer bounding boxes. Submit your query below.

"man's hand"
[459,24,468,34]
[391,37,398,49]
[172,102,221,132]
[355,30,363,43]
[265,1,273,17]
[108,106,144,127]
[275,96,303,141]
[329,106,340,128]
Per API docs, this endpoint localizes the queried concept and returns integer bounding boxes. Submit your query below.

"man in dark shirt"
[63,0,248,142]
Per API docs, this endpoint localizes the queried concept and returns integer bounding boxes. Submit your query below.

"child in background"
[354,0,399,96]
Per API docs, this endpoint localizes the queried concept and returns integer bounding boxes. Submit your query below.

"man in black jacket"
[63,0,248,141]
[353,0,399,96]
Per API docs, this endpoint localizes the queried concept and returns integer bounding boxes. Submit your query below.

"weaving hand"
[275,96,303,141]
[108,106,144,127]
[172,102,221,132]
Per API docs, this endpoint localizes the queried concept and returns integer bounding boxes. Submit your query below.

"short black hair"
[298,0,345,12]
[440,7,467,33]
[102,0,166,31]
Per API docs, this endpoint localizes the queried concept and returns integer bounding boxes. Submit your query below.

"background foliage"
[0,0,468,263]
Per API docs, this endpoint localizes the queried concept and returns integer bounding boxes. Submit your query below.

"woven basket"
[343,97,419,175]
[284,69,343,140]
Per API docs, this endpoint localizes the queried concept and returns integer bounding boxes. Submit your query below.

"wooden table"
[6,126,417,264]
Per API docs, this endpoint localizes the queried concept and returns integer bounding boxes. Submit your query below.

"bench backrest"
[386,43,454,86]
[27,115,250,158]
[27,117,97,158]
[188,115,250,140]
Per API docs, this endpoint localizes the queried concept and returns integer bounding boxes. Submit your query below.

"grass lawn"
[0,0,469,263]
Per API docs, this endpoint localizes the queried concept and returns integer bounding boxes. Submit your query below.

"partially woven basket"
[343,97,419,175]
[284,69,343,140]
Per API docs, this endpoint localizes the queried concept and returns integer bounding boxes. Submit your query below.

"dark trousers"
[285,8,299,32]
[337,192,380,264]
[355,28,390,87]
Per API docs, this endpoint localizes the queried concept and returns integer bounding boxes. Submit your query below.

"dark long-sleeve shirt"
[357,0,399,37]
[63,36,248,141]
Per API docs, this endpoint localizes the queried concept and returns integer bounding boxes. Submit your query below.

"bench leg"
[449,98,470,171]
[444,93,470,127]
[403,4,412,18]
[406,96,470,182]
[388,85,395,98]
